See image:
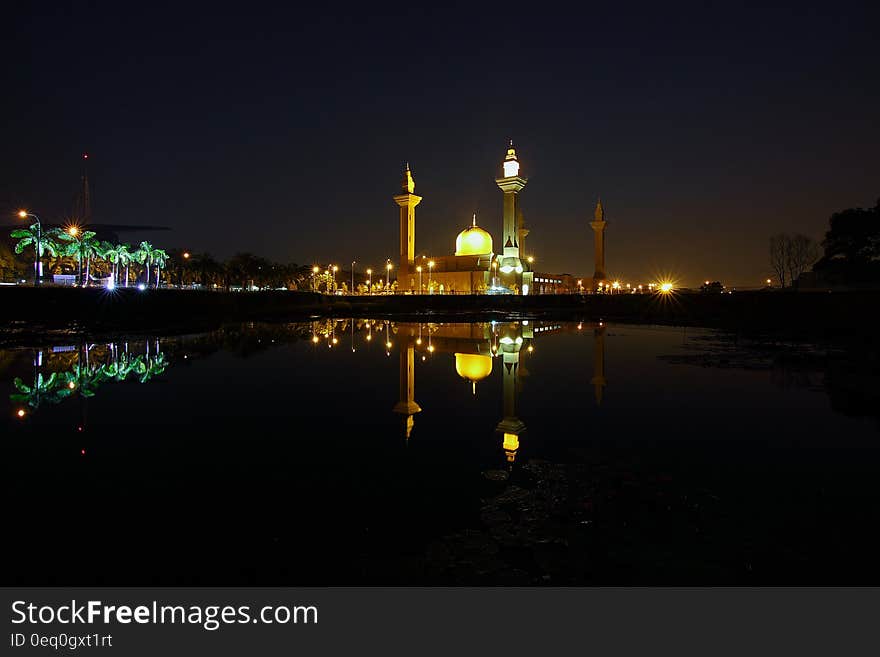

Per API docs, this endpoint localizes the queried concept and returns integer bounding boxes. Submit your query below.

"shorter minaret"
[590,199,607,285]
[393,164,421,293]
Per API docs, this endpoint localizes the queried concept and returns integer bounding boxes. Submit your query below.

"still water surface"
[4,320,879,584]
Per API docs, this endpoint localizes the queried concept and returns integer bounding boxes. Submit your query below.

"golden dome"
[455,353,493,382]
[455,215,493,256]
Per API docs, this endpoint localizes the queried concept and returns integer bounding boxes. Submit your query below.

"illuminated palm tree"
[58,229,99,285]
[116,244,134,287]
[152,248,169,288]
[10,223,59,283]
[135,241,154,287]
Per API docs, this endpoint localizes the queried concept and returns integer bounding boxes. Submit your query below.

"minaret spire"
[472,212,477,227]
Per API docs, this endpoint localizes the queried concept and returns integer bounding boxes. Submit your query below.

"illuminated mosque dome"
[455,214,493,256]
[455,353,493,394]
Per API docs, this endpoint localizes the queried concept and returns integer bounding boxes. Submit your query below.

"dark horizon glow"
[2,1,878,287]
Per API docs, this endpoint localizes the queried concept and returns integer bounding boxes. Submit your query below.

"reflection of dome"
[455,224,493,256]
[455,353,493,387]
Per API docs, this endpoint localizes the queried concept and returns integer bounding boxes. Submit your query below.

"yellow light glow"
[312,266,319,273]
[455,225,493,256]
[386,263,392,271]
[366,334,372,341]
[68,226,79,237]
[416,338,422,345]
[428,261,434,268]
[332,266,338,272]
[366,268,372,275]
[660,282,674,293]
[427,345,435,352]
[416,266,422,273]
[527,256,534,263]
[312,335,319,343]
[18,210,28,218]
[68,382,75,389]
[503,160,520,177]
[183,252,190,259]
[386,341,392,348]
[527,345,534,352]
[455,353,493,383]
[503,432,519,453]
[332,338,338,344]
[17,409,26,418]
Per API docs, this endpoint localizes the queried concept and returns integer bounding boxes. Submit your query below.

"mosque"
[392,143,610,294]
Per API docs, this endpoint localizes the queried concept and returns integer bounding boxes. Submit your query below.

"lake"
[4,319,879,584]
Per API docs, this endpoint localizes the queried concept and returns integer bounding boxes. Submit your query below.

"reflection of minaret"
[590,199,607,285]
[393,164,421,293]
[392,342,421,438]
[590,325,607,405]
[495,323,526,463]
[74,153,92,223]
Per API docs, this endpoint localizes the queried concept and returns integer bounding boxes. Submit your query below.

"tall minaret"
[590,199,607,285]
[393,164,421,292]
[495,142,527,284]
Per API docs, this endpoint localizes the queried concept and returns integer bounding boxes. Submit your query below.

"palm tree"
[136,241,154,287]
[152,248,169,289]
[99,241,120,284]
[116,244,134,287]
[10,223,59,283]
[57,229,99,286]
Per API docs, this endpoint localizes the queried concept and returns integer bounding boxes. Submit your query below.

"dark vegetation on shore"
[2,286,880,344]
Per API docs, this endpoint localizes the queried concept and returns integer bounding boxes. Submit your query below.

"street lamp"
[386,260,393,294]
[416,265,422,293]
[17,210,42,286]
[312,265,319,292]
[366,268,372,295]
[332,265,338,292]
[428,260,434,294]
[351,261,356,295]
[67,226,84,286]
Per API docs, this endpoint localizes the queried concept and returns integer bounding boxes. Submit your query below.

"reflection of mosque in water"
[390,320,607,463]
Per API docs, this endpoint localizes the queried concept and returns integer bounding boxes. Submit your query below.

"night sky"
[4,1,878,287]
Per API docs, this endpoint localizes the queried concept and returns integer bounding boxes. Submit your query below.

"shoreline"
[1,286,879,344]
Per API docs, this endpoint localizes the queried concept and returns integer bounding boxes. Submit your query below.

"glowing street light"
[16,209,42,286]
[428,260,435,294]
[386,260,393,293]
[366,268,373,295]
[660,282,674,293]
[416,265,423,293]
[351,261,356,295]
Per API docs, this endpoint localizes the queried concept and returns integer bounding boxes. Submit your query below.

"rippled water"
[4,320,879,584]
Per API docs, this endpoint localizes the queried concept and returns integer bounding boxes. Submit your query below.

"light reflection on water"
[3,320,879,585]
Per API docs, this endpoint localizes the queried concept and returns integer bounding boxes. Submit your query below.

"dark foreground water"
[3,320,879,585]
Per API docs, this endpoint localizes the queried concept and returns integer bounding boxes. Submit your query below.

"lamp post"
[68,226,83,286]
[492,260,498,289]
[351,261,356,295]
[332,265,338,292]
[416,265,422,293]
[428,260,434,294]
[312,265,319,292]
[386,260,393,294]
[17,210,42,286]
[366,268,372,295]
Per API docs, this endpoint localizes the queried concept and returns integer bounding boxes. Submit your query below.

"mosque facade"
[392,143,609,294]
